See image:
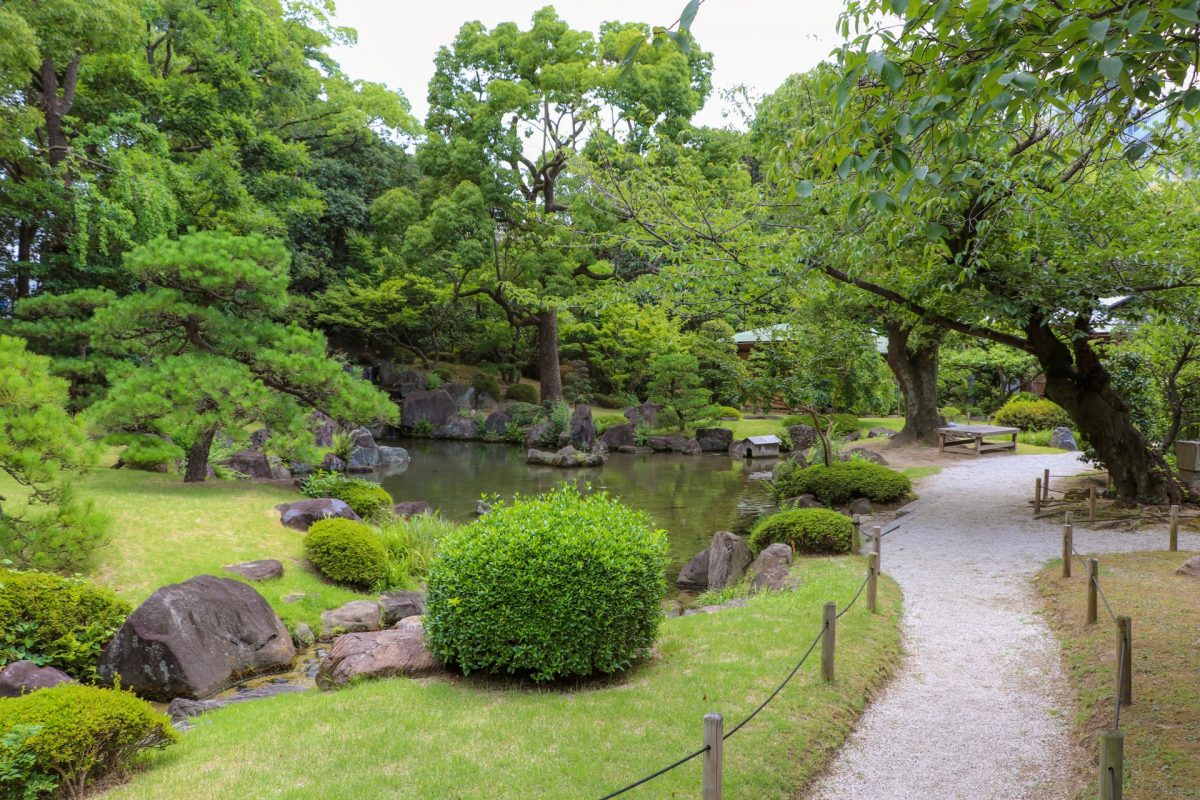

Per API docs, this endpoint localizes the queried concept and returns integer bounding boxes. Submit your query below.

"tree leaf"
[1098,56,1123,81]
[891,148,912,173]
[1169,7,1200,23]
[868,190,894,212]
[838,154,856,179]
[1124,141,1149,162]
[795,180,815,198]
[665,30,691,54]
[1184,88,1200,110]
[619,38,644,74]
[679,0,700,33]
[880,60,904,91]
[1088,19,1110,44]
[924,221,949,241]
[1126,8,1149,34]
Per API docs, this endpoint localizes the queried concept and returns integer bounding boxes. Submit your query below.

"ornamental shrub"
[300,472,392,520]
[0,570,130,681]
[774,461,912,506]
[425,484,668,682]
[750,509,853,554]
[117,435,184,471]
[593,413,628,434]
[503,401,542,428]
[830,413,862,437]
[304,519,388,589]
[590,393,629,409]
[0,684,175,799]
[504,383,538,403]
[717,405,742,419]
[992,397,1072,431]
[470,372,501,400]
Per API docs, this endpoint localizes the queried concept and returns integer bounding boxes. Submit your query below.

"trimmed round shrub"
[425,484,668,682]
[471,372,501,400]
[114,435,183,471]
[939,405,965,421]
[0,570,130,681]
[304,519,388,589]
[774,461,912,507]
[992,397,1072,431]
[830,413,862,437]
[717,405,742,419]
[301,472,392,519]
[0,684,176,798]
[750,509,853,554]
[504,382,538,403]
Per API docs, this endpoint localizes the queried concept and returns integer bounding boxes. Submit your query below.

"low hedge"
[0,570,130,681]
[774,461,912,506]
[504,383,539,403]
[992,397,1072,431]
[301,472,393,520]
[0,684,176,799]
[750,509,853,554]
[425,484,668,682]
[304,519,388,589]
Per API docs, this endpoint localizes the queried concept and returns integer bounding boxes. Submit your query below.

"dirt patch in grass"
[1035,550,1200,800]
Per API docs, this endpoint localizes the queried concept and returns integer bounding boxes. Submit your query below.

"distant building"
[729,434,782,458]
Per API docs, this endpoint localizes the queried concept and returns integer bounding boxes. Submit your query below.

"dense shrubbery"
[0,491,109,576]
[504,383,538,403]
[590,393,629,409]
[374,514,456,590]
[425,485,667,682]
[830,413,862,437]
[107,433,184,471]
[992,397,1072,431]
[301,472,393,520]
[0,570,130,681]
[0,684,176,799]
[304,519,388,589]
[593,413,628,434]
[774,461,912,506]
[470,373,500,400]
[503,402,542,428]
[750,509,853,554]
[716,405,742,419]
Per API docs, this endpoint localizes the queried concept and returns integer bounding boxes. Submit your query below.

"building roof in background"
[732,323,890,354]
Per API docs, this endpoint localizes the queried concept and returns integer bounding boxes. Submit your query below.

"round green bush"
[992,397,1072,431]
[830,413,862,437]
[504,382,539,403]
[774,461,912,506]
[425,484,668,682]
[471,372,501,400]
[114,435,183,471]
[716,405,742,419]
[0,570,131,680]
[0,684,176,797]
[304,519,388,589]
[301,473,392,519]
[750,509,853,554]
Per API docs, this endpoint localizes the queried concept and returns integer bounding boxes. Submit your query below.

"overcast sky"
[328,1,846,130]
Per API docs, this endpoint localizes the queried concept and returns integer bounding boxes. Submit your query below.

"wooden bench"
[937,425,1019,457]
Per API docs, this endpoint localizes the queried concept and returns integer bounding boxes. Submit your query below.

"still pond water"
[376,438,778,580]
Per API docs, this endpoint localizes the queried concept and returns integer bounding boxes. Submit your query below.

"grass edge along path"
[1035,551,1200,800]
[104,557,901,800]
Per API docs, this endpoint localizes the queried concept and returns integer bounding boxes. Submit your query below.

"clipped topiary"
[304,519,388,589]
[0,683,176,798]
[504,382,538,404]
[992,397,1072,431]
[774,461,912,507]
[425,484,668,682]
[0,570,131,681]
[750,509,853,554]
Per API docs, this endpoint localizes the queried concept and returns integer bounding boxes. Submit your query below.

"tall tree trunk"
[184,428,216,483]
[1026,316,1178,503]
[15,221,35,300]
[537,309,563,403]
[884,321,945,447]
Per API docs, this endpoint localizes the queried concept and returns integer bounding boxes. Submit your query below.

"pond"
[375,438,778,580]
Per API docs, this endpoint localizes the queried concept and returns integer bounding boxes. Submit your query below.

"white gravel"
[808,452,1200,800]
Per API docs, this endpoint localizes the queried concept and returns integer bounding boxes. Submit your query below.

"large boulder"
[223,559,283,582]
[309,411,337,447]
[624,402,664,428]
[695,428,733,453]
[378,591,426,626]
[706,531,753,591]
[483,410,511,437]
[402,389,456,430]
[0,660,74,698]
[441,383,476,412]
[599,423,636,450]
[223,448,273,479]
[345,427,380,472]
[868,427,897,439]
[315,621,441,689]
[275,498,361,531]
[98,576,295,700]
[649,435,701,455]
[393,369,428,397]
[526,446,606,468]
[377,445,410,466]
[249,428,271,449]
[748,544,797,593]
[1177,555,1200,579]
[676,548,710,590]
[320,452,346,472]
[1050,427,1078,451]
[320,600,383,639]
[392,500,433,519]
[841,447,888,465]
[524,420,554,448]
[788,425,819,451]
[567,404,596,451]
[434,415,477,440]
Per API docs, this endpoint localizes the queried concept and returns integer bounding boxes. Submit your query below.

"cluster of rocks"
[676,531,800,595]
[527,445,606,468]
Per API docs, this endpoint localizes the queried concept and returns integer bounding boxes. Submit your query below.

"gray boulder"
[868,427,897,439]
[847,497,873,516]
[474,393,499,413]
[320,600,383,639]
[310,411,337,447]
[98,576,295,700]
[1050,427,1078,451]
[475,499,492,516]
[249,428,271,449]
[842,447,888,465]
[442,383,476,412]
[392,500,433,519]
[483,410,511,437]
[223,559,283,582]
[706,531,753,591]
[275,498,361,531]
[748,543,796,593]
[624,402,664,428]
[599,423,636,450]
[377,445,410,466]
[320,452,346,472]
[293,623,315,648]
[167,684,307,724]
[346,427,380,472]
[393,369,428,397]
[567,404,596,451]
[378,591,427,626]
[402,389,456,431]
[224,448,273,479]
[316,622,441,689]
[1177,555,1200,579]
[787,425,819,451]
[524,420,554,448]
[434,415,477,440]
[676,548,710,590]
[695,428,733,453]
[788,494,824,509]
[649,435,701,455]
[0,660,74,698]
[526,446,606,468]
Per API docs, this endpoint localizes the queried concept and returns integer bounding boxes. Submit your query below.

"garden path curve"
[808,452,1200,800]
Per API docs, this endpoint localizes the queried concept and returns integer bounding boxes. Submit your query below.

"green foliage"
[716,406,742,420]
[938,344,1038,415]
[0,684,175,798]
[303,519,388,590]
[0,569,130,681]
[590,393,629,410]
[938,406,964,422]
[374,514,456,591]
[470,373,500,401]
[504,383,538,404]
[0,723,58,799]
[425,485,668,682]
[547,401,571,441]
[413,418,437,438]
[646,353,715,431]
[0,487,108,575]
[749,509,853,555]
[593,413,628,435]
[503,402,542,428]
[300,472,392,521]
[113,435,183,472]
[329,432,355,464]
[774,462,912,507]
[992,398,1072,431]
[425,372,444,390]
[830,413,862,437]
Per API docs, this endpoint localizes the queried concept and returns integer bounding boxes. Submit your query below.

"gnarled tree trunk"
[884,321,945,447]
[537,309,563,403]
[184,428,215,483]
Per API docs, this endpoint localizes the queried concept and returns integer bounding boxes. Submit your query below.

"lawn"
[1035,551,1200,800]
[105,556,902,800]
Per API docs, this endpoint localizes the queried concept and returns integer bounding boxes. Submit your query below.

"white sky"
[328,1,846,130]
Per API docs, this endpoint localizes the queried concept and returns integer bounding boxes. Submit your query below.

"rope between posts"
[595,746,710,799]
[1069,543,1117,624]
[721,625,826,741]
[836,573,871,620]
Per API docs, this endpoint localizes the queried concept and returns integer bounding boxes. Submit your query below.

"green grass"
[106,556,901,800]
[900,466,942,480]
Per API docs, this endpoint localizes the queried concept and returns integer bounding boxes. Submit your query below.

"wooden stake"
[852,514,861,553]
[1035,478,1043,514]
[1169,504,1180,552]
[1062,523,1073,578]
[1066,509,1074,525]
[702,713,723,800]
[1087,558,1098,625]
[1043,468,1051,501]
[867,552,879,613]
[1099,730,1123,800]
[1116,616,1132,707]
[822,601,836,682]
[872,525,882,571]
[1090,485,1098,524]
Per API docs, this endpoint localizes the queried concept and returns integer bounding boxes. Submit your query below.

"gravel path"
[808,452,1200,800]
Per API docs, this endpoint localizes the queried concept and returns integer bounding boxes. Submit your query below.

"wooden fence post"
[702,713,723,800]
[1087,558,1098,625]
[1035,478,1043,514]
[1043,468,1051,501]
[1116,616,1132,707]
[1169,504,1179,552]
[1099,730,1123,800]
[867,553,879,614]
[872,525,882,571]
[1066,509,1074,525]
[1065,525,1075,575]
[1090,486,1098,524]
[852,514,861,553]
[822,601,836,682]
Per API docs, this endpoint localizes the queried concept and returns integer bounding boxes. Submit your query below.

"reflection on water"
[376,438,778,579]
